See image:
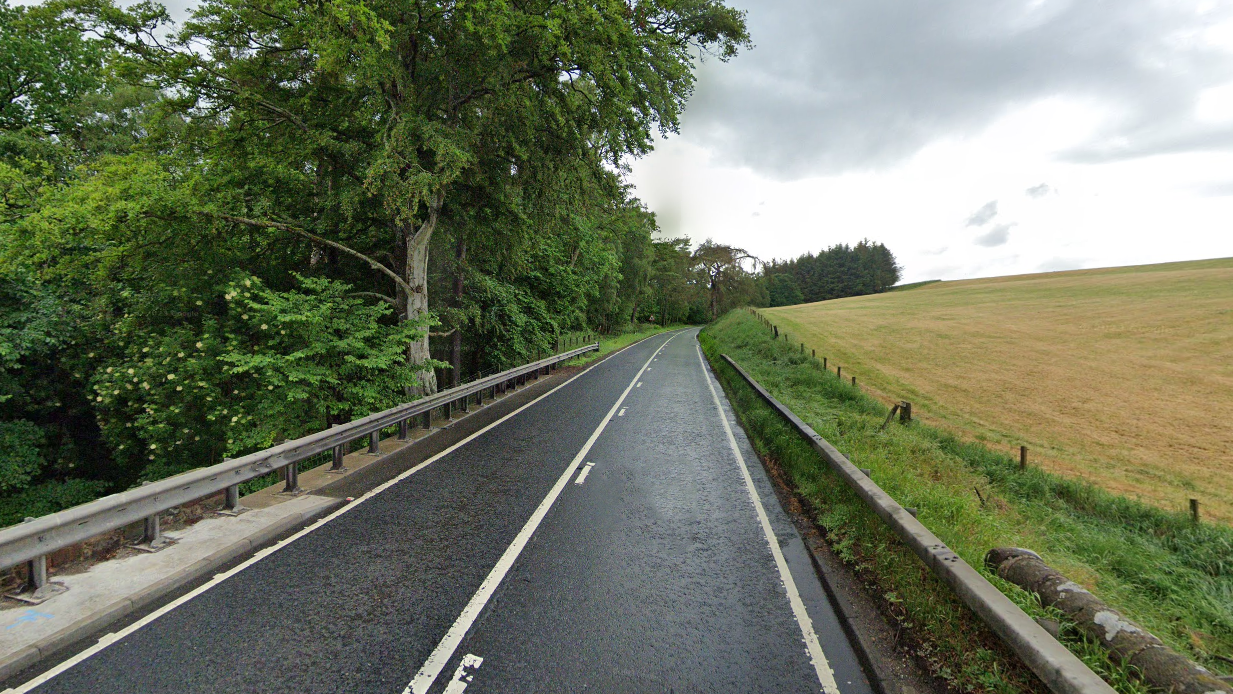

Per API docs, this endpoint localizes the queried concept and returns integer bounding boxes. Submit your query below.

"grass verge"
[566,323,691,366]
[700,309,1232,694]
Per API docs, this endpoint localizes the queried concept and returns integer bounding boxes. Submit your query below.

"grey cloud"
[974,223,1014,247]
[966,200,998,226]
[683,0,1233,177]
[1025,183,1052,198]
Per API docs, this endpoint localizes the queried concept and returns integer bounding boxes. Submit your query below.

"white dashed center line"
[403,332,679,694]
[443,654,483,694]
[574,462,595,485]
[636,382,642,387]
[618,408,626,417]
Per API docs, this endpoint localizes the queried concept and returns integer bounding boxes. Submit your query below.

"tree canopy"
[0,0,750,525]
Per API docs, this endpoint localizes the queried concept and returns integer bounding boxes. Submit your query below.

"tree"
[648,237,695,325]
[757,240,901,303]
[767,273,804,307]
[0,1,104,136]
[85,0,750,394]
[691,239,757,319]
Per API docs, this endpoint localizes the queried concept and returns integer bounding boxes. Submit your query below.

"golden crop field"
[766,257,1233,522]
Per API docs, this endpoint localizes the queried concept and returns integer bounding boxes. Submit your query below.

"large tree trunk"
[451,237,465,388]
[404,193,444,396]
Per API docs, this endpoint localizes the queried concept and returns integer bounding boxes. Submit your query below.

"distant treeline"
[758,240,901,307]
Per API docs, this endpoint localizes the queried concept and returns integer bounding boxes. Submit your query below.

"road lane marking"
[696,343,840,694]
[618,408,626,417]
[636,382,642,387]
[442,654,483,694]
[574,462,595,484]
[404,332,680,694]
[5,330,690,694]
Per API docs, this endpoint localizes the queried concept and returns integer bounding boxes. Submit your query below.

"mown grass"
[889,279,943,292]
[767,257,1233,522]
[700,309,1233,694]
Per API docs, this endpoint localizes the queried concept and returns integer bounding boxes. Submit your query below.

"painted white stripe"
[404,333,680,694]
[695,343,840,694]
[574,463,594,485]
[618,408,626,417]
[636,382,642,388]
[3,331,685,694]
[442,653,483,694]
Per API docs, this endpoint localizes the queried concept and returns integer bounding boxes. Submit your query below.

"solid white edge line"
[404,332,680,694]
[5,331,684,694]
[695,342,840,694]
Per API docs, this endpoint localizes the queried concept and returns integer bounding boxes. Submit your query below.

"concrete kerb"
[717,353,1118,694]
[0,495,340,684]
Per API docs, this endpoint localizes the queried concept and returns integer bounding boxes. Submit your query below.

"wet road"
[14,329,873,694]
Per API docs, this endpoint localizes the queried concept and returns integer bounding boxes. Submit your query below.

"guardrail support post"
[446,401,453,420]
[460,394,469,413]
[26,556,47,594]
[398,419,409,440]
[283,461,303,492]
[221,483,247,516]
[142,513,170,549]
[422,411,431,430]
[330,443,346,472]
[368,430,381,455]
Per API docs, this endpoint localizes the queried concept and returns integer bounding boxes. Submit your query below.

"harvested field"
[766,257,1233,522]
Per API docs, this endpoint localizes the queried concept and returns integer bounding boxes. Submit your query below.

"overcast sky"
[74,0,1233,282]
[627,0,1233,282]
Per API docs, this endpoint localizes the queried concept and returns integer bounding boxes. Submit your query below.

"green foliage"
[220,274,431,439]
[0,0,748,526]
[0,1,105,135]
[766,273,804,307]
[0,419,44,491]
[761,239,902,303]
[90,274,431,481]
[0,478,107,528]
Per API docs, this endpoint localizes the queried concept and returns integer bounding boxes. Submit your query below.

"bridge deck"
[11,329,870,694]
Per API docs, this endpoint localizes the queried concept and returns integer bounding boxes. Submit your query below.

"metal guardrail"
[718,354,1117,694]
[0,344,599,598]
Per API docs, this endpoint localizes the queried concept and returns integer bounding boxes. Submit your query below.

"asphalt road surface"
[14,329,873,694]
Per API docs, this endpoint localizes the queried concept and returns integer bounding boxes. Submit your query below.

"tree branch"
[204,212,414,297]
[349,292,397,306]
